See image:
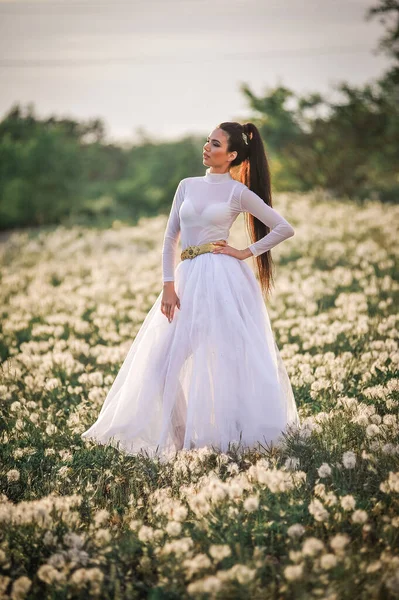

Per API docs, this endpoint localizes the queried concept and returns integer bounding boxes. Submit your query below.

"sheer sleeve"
[161,179,185,282]
[239,186,295,257]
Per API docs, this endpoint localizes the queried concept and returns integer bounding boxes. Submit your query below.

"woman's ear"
[229,151,237,162]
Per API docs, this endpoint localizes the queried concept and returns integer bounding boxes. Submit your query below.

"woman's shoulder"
[232,179,248,191]
[176,176,198,190]
[231,179,248,205]
[181,175,204,184]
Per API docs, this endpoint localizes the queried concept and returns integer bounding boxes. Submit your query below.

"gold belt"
[181,241,224,261]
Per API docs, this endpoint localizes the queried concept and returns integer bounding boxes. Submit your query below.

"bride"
[82,121,300,458]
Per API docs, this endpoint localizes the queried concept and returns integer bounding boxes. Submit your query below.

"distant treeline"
[0,110,206,230]
[0,2,397,230]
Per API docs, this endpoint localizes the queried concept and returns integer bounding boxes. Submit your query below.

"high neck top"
[161,172,295,281]
[204,167,233,184]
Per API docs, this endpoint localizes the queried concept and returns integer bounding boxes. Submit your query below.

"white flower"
[382,443,397,455]
[47,554,66,569]
[57,466,70,479]
[138,525,155,543]
[366,424,380,437]
[94,529,111,545]
[340,494,356,511]
[11,575,32,599]
[308,498,329,522]
[228,506,239,518]
[324,491,338,507]
[70,569,86,586]
[187,575,221,595]
[217,564,256,584]
[7,469,20,483]
[182,553,212,579]
[226,463,240,475]
[320,553,338,570]
[93,509,109,527]
[302,537,324,556]
[351,509,368,524]
[383,414,396,426]
[161,537,194,557]
[45,378,60,391]
[380,471,399,493]
[243,495,259,512]
[317,463,332,478]
[284,564,304,581]
[342,451,356,469]
[287,524,305,538]
[37,564,65,585]
[209,544,231,562]
[231,564,256,584]
[314,483,326,497]
[288,550,303,563]
[302,537,325,556]
[329,533,350,553]
[63,532,85,548]
[173,505,188,522]
[128,519,142,531]
[366,560,382,573]
[43,531,57,546]
[166,521,182,537]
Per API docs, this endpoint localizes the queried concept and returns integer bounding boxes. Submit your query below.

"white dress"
[81,168,300,458]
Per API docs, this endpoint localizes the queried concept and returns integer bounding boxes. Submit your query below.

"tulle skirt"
[81,252,300,459]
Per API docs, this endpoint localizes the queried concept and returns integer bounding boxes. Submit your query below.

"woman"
[82,121,300,458]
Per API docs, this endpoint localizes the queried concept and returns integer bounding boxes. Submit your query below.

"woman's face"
[202,128,237,169]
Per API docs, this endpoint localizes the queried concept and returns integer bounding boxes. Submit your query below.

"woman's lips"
[203,153,209,158]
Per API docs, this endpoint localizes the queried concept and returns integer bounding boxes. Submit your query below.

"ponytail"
[218,121,275,299]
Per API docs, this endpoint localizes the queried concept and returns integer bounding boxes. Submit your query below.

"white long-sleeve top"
[162,167,295,282]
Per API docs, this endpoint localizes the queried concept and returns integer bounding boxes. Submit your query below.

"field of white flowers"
[0,190,398,600]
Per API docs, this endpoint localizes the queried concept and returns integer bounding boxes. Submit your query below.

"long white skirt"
[81,253,300,458]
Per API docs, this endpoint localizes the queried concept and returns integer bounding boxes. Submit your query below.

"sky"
[0,0,392,144]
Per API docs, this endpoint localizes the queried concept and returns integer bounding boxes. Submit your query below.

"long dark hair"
[217,121,275,299]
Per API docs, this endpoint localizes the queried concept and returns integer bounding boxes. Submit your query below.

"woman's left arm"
[240,186,295,257]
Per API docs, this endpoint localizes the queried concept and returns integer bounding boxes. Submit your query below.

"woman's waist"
[181,237,228,251]
[181,240,226,260]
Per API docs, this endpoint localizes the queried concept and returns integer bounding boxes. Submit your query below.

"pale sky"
[0,0,392,144]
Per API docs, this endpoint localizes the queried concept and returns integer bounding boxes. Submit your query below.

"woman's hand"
[161,282,180,323]
[212,240,253,260]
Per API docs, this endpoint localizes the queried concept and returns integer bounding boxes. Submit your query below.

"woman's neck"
[204,167,233,183]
